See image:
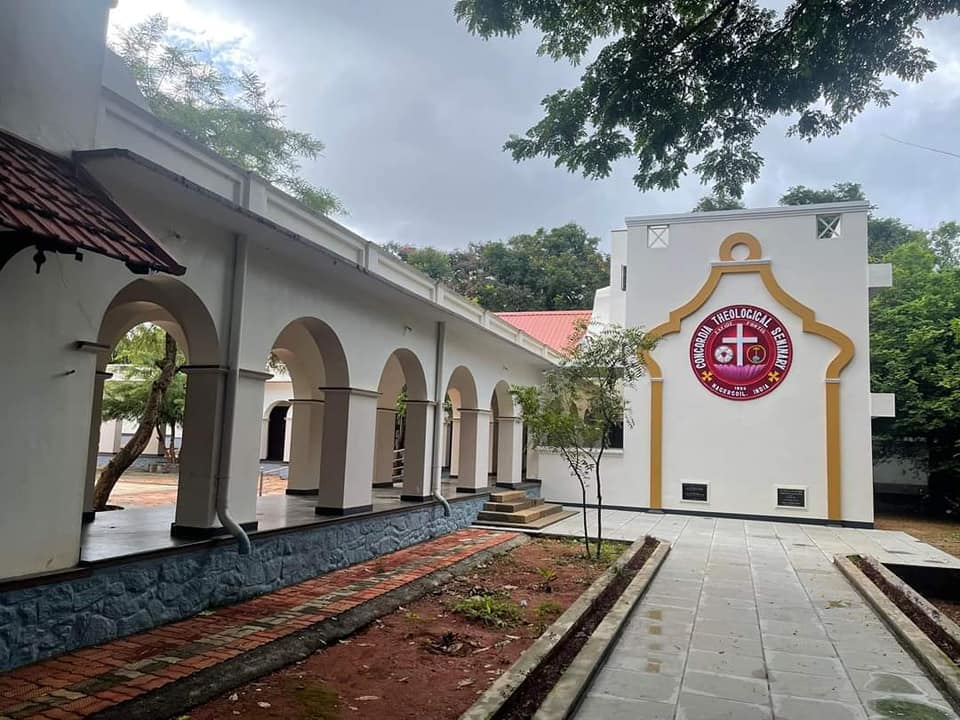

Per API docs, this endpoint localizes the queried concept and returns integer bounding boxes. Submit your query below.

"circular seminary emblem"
[689,304,793,401]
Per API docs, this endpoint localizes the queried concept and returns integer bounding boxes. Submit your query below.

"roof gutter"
[216,233,252,554]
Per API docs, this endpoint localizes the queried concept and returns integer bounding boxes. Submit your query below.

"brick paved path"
[0,529,513,720]
[107,475,287,509]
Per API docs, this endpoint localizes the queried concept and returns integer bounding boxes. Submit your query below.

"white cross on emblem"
[721,323,759,367]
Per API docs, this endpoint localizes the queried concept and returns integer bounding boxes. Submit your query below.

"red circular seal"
[689,304,793,401]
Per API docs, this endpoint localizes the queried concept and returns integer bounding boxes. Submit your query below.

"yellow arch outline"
[642,232,855,520]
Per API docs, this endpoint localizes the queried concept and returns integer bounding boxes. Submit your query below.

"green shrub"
[452,594,523,627]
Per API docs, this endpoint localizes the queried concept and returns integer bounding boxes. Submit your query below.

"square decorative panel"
[816,214,841,240]
[647,225,669,248]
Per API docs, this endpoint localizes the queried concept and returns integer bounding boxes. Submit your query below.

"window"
[816,214,841,239]
[606,422,624,449]
[647,224,669,248]
[620,264,627,291]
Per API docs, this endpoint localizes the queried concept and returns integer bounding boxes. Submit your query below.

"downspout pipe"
[216,233,252,554]
[431,321,451,516]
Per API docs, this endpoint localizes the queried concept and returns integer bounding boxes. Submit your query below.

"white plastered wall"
[623,209,873,523]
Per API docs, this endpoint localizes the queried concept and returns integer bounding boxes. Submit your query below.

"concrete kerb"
[93,534,528,720]
[534,539,670,720]
[835,554,960,713]
[459,536,669,720]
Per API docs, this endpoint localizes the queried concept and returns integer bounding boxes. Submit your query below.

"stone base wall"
[0,497,484,672]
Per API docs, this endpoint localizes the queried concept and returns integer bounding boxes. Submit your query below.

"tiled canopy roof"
[0,130,184,275]
[497,310,592,353]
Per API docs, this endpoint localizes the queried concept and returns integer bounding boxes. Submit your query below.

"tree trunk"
[155,423,167,459]
[93,333,178,510]
[594,445,605,561]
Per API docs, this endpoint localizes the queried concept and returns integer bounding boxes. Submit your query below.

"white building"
[0,1,557,585]
[538,207,894,526]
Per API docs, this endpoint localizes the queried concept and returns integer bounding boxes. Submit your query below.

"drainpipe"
[431,321,451,516]
[215,234,252,554]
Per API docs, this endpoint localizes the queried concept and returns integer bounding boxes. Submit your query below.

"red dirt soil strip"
[185,537,624,720]
[497,537,658,720]
[852,556,960,664]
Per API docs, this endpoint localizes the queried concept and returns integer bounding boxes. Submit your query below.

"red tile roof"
[0,130,184,275]
[497,310,592,353]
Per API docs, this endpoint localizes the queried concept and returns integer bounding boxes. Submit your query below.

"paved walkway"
[557,513,959,720]
[0,529,513,720]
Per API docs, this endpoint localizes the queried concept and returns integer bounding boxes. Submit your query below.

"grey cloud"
[197,0,960,247]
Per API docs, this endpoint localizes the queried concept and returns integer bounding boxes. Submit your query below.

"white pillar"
[372,407,398,487]
[442,419,451,468]
[82,370,111,521]
[496,416,524,487]
[224,369,271,525]
[449,416,461,477]
[316,388,378,515]
[171,366,225,535]
[282,405,293,462]
[489,417,497,476]
[112,417,123,452]
[456,408,490,492]
[401,400,432,500]
[526,444,540,481]
[286,399,324,495]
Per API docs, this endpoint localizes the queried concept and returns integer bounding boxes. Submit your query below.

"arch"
[267,317,349,497]
[444,365,486,490]
[272,316,349,390]
[445,365,478,409]
[491,380,517,417]
[84,277,223,523]
[265,403,290,462]
[489,380,524,486]
[97,277,219,366]
[643,233,855,520]
[372,349,430,495]
[376,348,428,403]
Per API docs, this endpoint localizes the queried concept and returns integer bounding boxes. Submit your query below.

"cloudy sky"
[109,1,960,250]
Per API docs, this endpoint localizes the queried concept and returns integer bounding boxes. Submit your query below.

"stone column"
[495,416,524,487]
[172,365,226,535]
[112,418,123,452]
[286,399,324,495]
[316,387,378,515]
[225,369,271,525]
[449,415,461,477]
[526,444,540,482]
[489,416,498,477]
[82,369,111,522]
[401,400,432,501]
[282,405,293,461]
[456,408,491,493]
[372,407,398,487]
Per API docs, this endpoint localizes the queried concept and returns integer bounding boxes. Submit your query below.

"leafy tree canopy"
[455,1,954,198]
[693,194,745,212]
[103,324,186,433]
[113,15,343,216]
[871,240,960,499]
[388,223,608,311]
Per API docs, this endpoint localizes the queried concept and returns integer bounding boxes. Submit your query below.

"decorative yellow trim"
[643,233,855,520]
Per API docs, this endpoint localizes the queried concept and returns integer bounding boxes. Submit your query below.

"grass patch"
[452,594,523,627]
[870,698,951,720]
[297,682,341,719]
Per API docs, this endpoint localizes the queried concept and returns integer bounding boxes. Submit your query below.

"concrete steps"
[475,489,574,529]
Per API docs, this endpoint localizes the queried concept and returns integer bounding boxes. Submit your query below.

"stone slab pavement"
[0,529,514,720]
[544,512,960,720]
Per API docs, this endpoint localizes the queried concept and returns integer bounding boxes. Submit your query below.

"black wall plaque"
[681,482,708,502]
[777,487,806,508]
